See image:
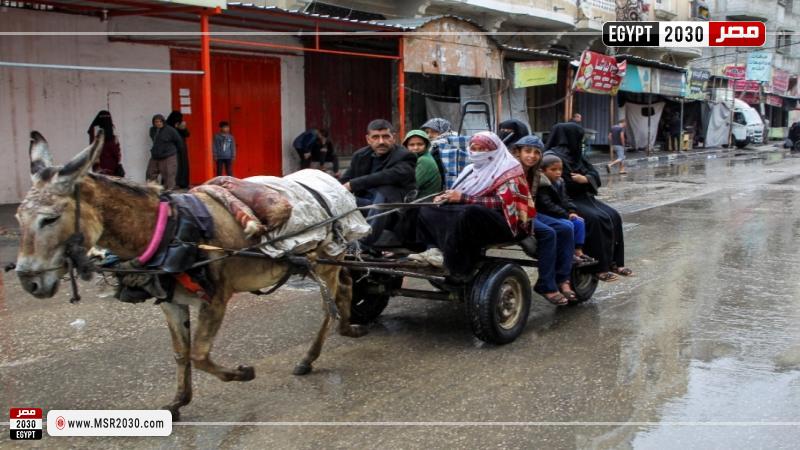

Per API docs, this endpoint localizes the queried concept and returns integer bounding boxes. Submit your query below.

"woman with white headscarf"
[411,131,536,281]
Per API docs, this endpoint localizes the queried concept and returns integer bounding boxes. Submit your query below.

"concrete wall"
[0,8,306,204]
[0,8,171,204]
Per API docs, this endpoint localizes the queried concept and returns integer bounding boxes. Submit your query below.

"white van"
[731,99,764,148]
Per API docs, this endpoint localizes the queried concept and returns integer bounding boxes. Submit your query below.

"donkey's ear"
[53,130,104,192]
[29,131,54,177]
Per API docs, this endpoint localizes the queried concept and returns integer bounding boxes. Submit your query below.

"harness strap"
[136,200,170,265]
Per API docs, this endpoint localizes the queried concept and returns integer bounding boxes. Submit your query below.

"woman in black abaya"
[546,122,633,281]
[166,111,191,189]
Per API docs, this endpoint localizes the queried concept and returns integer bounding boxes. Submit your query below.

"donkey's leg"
[292,306,332,376]
[329,266,367,338]
[294,266,368,375]
[191,298,255,382]
[160,302,192,421]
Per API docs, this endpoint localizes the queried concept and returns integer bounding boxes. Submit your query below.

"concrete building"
[694,0,800,138]
[0,1,404,204]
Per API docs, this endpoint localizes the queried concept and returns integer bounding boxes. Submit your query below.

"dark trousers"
[356,189,397,246]
[216,159,233,176]
[533,214,574,293]
[418,205,515,276]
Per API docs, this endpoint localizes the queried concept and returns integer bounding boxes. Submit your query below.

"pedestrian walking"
[607,119,627,174]
[213,121,236,177]
[147,114,181,190]
[166,111,190,188]
[87,110,124,176]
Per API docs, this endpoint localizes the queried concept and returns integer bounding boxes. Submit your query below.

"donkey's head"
[16,131,104,298]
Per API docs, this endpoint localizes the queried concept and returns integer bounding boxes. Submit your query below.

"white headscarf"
[453,131,522,196]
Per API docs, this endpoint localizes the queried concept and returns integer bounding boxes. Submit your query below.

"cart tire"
[466,263,531,345]
[571,266,598,303]
[350,294,390,325]
[793,140,800,152]
[350,273,401,325]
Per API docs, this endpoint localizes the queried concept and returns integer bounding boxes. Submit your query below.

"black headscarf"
[165,111,183,128]
[545,121,585,167]
[87,110,114,144]
[498,119,530,147]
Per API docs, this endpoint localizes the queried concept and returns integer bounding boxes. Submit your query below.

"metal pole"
[727,50,739,147]
[647,93,652,154]
[679,98,685,152]
[200,13,213,181]
[398,36,406,138]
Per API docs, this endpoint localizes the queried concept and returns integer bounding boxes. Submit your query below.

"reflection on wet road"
[1,151,799,448]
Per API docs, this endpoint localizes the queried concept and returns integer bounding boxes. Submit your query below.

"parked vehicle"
[731,99,764,149]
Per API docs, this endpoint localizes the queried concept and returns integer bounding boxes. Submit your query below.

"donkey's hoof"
[293,362,312,376]
[236,365,256,381]
[341,324,368,338]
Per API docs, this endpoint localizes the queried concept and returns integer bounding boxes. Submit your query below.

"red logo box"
[709,21,766,47]
[10,408,42,419]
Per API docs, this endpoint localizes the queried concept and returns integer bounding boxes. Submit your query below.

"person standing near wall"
[87,110,124,177]
[213,121,236,177]
[147,114,181,190]
[166,111,190,188]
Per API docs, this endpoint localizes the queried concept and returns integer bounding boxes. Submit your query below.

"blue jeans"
[356,190,389,246]
[570,216,585,247]
[533,215,575,293]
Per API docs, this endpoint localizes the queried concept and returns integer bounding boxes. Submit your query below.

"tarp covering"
[704,102,732,148]
[245,170,370,258]
[623,101,665,149]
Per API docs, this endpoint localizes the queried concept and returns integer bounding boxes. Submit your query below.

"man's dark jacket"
[341,144,416,200]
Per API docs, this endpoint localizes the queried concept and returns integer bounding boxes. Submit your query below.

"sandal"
[595,272,619,282]
[559,282,578,303]
[535,287,568,306]
[611,266,634,277]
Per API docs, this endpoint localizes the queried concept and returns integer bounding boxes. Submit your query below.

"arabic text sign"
[513,61,558,88]
[746,50,773,82]
[687,69,710,100]
[572,51,625,95]
[771,69,790,95]
[709,21,765,47]
[725,65,761,92]
[766,95,783,107]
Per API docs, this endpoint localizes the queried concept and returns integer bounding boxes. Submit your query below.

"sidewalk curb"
[590,145,784,171]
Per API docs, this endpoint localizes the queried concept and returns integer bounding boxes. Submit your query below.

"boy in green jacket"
[403,130,442,199]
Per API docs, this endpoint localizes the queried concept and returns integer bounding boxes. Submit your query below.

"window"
[734,112,747,126]
[777,31,793,54]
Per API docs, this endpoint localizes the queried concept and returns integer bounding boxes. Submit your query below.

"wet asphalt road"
[1,150,800,449]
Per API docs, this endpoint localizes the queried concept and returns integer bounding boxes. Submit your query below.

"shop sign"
[620,64,651,93]
[654,69,686,97]
[572,51,626,95]
[745,51,773,82]
[687,69,710,99]
[724,65,760,91]
[770,69,790,95]
[513,60,558,88]
[766,94,783,107]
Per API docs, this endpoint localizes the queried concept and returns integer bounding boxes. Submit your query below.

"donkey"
[14,131,366,420]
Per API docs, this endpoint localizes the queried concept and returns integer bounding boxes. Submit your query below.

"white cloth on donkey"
[245,170,370,257]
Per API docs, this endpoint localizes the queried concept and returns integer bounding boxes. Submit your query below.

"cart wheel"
[793,140,800,152]
[350,273,401,325]
[466,263,531,345]
[571,266,598,303]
